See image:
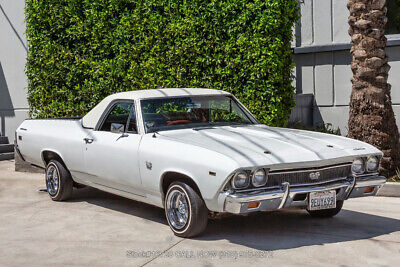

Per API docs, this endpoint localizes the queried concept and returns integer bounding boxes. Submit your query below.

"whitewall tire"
[164,182,208,237]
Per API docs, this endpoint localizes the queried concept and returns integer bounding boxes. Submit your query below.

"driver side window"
[99,102,137,133]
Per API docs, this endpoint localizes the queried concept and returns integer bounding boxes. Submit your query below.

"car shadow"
[198,207,400,251]
[69,187,400,251]
[70,186,167,225]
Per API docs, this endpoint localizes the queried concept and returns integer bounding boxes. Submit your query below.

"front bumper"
[224,175,386,214]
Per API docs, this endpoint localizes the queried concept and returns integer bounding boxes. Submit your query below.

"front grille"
[267,164,351,187]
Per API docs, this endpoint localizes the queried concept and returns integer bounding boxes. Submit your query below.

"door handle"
[83,138,94,144]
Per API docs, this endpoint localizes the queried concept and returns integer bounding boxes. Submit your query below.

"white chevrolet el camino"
[16,88,386,237]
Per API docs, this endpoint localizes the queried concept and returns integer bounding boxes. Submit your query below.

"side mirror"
[111,123,125,134]
[145,121,155,129]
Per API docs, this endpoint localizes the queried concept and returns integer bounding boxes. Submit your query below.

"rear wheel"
[307,200,344,218]
[45,160,73,201]
[164,182,208,238]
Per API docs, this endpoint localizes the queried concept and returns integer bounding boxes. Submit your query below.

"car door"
[83,100,144,196]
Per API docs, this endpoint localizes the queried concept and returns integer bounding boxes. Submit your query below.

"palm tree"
[347,0,400,177]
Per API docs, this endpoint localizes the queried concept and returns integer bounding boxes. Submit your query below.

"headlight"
[366,156,379,172]
[352,158,365,175]
[251,168,267,187]
[231,171,250,189]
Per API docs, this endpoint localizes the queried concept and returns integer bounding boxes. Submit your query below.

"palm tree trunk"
[347,0,400,177]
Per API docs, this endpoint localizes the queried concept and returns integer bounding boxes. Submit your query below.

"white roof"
[82,88,230,128]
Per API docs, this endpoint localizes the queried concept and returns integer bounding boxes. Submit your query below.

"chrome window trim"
[95,99,137,133]
[139,94,259,134]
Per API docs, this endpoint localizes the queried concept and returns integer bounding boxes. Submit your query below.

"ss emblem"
[309,171,320,180]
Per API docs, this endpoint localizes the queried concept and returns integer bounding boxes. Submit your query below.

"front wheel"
[164,182,208,238]
[307,200,344,218]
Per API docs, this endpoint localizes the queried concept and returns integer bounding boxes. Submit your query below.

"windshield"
[141,95,256,133]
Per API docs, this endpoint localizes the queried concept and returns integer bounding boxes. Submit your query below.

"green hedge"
[26,0,299,126]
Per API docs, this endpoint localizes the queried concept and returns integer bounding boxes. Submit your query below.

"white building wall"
[294,0,400,135]
[0,0,28,141]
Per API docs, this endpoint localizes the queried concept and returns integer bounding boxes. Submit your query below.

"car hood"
[157,125,381,169]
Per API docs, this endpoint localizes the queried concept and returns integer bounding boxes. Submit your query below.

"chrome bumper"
[224,176,386,214]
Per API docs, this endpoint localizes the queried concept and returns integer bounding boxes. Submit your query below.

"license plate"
[308,190,336,211]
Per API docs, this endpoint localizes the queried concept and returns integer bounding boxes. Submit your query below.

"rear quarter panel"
[16,119,90,174]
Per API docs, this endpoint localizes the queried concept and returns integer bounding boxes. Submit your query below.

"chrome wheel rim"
[46,165,59,196]
[166,189,189,230]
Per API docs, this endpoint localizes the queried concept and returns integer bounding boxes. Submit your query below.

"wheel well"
[42,151,65,167]
[161,172,202,200]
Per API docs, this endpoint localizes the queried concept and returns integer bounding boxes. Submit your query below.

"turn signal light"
[248,201,260,209]
[364,187,375,193]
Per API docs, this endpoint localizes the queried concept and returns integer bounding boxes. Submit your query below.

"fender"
[159,168,201,199]
[41,148,67,168]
